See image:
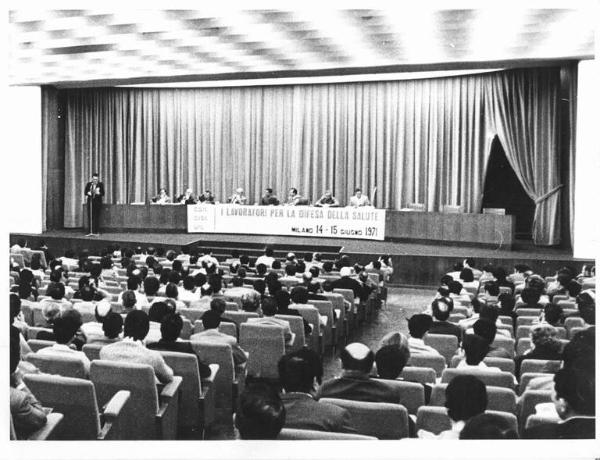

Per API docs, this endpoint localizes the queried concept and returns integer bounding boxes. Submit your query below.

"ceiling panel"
[8,7,596,87]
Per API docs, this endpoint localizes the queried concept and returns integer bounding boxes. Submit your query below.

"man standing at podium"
[84,172,104,236]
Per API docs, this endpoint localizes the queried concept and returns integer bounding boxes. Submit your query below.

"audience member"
[191,310,248,368]
[514,324,563,378]
[407,314,440,356]
[278,349,355,433]
[235,383,285,440]
[247,297,293,345]
[100,310,174,383]
[460,413,519,439]
[428,298,461,342]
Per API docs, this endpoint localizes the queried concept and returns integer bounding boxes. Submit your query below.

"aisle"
[322,287,436,380]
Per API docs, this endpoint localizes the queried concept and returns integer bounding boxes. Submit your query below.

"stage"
[11,229,589,288]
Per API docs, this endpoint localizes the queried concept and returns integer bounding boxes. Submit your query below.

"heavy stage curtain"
[63,67,565,245]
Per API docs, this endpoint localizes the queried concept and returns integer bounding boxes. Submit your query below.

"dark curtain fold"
[62,67,567,246]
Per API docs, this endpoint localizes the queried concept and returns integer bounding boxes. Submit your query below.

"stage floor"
[15,228,578,261]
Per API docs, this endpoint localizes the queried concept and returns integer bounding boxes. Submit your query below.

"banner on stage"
[187,205,385,240]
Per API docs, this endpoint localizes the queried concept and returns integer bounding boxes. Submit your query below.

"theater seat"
[239,323,285,379]
[319,398,409,439]
[274,314,306,351]
[441,368,515,390]
[82,343,104,361]
[423,334,458,365]
[290,305,323,354]
[429,384,516,414]
[518,390,553,434]
[408,355,447,378]
[10,413,64,440]
[24,373,130,440]
[416,407,517,437]
[192,321,237,338]
[278,428,376,440]
[400,367,436,385]
[158,350,218,437]
[26,339,55,352]
[519,359,562,375]
[449,356,515,374]
[90,360,182,440]
[25,353,87,379]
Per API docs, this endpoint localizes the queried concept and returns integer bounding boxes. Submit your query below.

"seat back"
[82,343,104,361]
[177,307,205,324]
[423,334,458,365]
[159,350,202,431]
[23,373,101,439]
[515,308,543,317]
[222,311,260,328]
[25,353,87,379]
[239,323,285,379]
[275,314,306,351]
[308,300,334,347]
[407,355,446,378]
[319,398,409,439]
[26,326,52,340]
[26,339,55,352]
[441,368,515,389]
[193,320,238,338]
[400,366,436,385]
[90,360,159,440]
[564,316,585,332]
[333,288,355,307]
[416,406,452,435]
[516,316,539,328]
[278,428,376,440]
[190,341,236,410]
[518,372,549,395]
[491,336,515,358]
[290,305,321,353]
[379,379,425,415]
[483,357,516,374]
[321,292,346,336]
[518,390,553,433]
[520,359,562,375]
[428,383,516,414]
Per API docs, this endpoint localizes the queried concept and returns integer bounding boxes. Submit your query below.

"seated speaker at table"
[176,188,197,204]
[285,188,310,206]
[198,189,216,204]
[349,188,370,207]
[228,188,248,205]
[314,190,340,208]
[152,188,172,204]
[260,188,280,206]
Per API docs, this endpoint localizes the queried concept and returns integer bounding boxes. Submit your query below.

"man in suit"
[84,172,105,235]
[259,188,280,206]
[278,348,355,433]
[524,363,595,439]
[147,313,212,379]
[429,298,462,342]
[317,343,400,404]
[331,266,364,300]
[190,310,248,369]
[247,297,294,345]
[100,310,174,384]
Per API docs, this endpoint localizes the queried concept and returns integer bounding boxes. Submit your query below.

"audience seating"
[382,379,425,415]
[24,373,130,440]
[320,398,409,439]
[515,316,539,328]
[519,359,562,375]
[441,368,515,390]
[516,325,566,340]
[517,338,569,356]
[274,314,306,352]
[26,339,55,352]
[239,323,285,379]
[322,292,347,344]
[192,321,237,338]
[25,353,87,379]
[82,343,104,361]
[278,428,376,440]
[524,413,561,431]
[333,288,356,331]
[222,311,259,328]
[515,308,543,317]
[448,356,515,374]
[416,406,517,436]
[518,372,549,395]
[518,390,553,433]
[10,412,64,440]
[290,305,323,354]
[429,383,517,414]
[490,336,515,358]
[308,300,335,348]
[568,326,586,339]
[400,367,437,385]
[407,355,447,378]
[158,350,218,437]
[26,326,52,340]
[423,334,458,365]
[90,360,182,440]
[564,317,585,332]
[190,341,243,411]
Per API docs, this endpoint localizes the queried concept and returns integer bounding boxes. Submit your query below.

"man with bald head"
[316,342,402,404]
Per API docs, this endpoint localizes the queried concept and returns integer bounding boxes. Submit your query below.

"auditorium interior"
[5,4,598,457]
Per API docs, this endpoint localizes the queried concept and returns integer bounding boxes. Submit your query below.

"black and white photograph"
[4,2,598,459]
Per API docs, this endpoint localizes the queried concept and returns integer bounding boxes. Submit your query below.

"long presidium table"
[96,204,515,246]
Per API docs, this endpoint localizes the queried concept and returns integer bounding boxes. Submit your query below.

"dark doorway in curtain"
[482,136,535,240]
